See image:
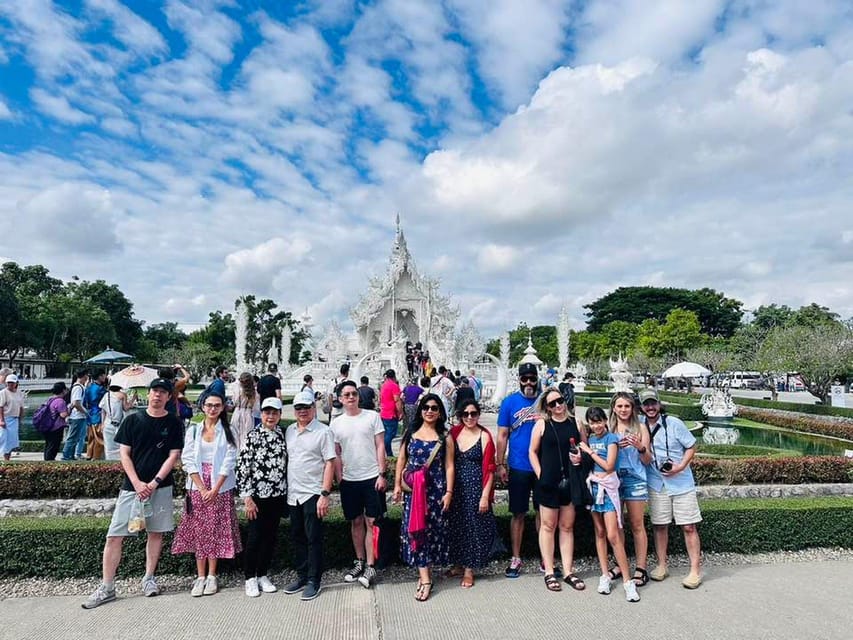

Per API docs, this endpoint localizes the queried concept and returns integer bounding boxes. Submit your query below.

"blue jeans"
[62,418,87,460]
[381,418,398,457]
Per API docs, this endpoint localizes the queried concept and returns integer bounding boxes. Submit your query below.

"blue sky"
[0,0,852,341]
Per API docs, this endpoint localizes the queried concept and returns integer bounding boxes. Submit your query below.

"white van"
[728,371,763,389]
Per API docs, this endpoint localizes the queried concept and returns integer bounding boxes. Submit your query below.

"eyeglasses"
[422,404,441,412]
[294,405,313,410]
[520,375,538,383]
[546,397,566,408]
[461,410,480,418]
[340,391,359,398]
[203,403,223,410]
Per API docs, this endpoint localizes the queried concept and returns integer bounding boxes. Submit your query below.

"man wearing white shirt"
[330,380,386,589]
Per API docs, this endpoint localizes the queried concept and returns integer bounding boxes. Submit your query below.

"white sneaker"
[191,577,206,597]
[624,580,640,602]
[203,575,218,595]
[257,576,277,593]
[245,578,260,598]
[597,575,612,595]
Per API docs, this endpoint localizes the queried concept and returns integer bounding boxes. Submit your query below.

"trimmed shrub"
[696,444,798,458]
[735,397,853,419]
[692,456,853,485]
[738,407,853,441]
[2,498,851,577]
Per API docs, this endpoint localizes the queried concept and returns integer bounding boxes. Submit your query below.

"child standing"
[579,406,640,603]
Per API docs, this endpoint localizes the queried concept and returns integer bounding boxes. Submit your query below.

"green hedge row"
[735,396,853,419]
[3,455,851,499]
[738,407,853,441]
[696,444,798,458]
[578,395,706,422]
[2,498,852,578]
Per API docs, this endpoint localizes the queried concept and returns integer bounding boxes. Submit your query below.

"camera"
[558,476,571,491]
[658,459,674,473]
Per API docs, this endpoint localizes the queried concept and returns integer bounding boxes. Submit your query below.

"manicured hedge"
[736,397,853,419]
[2,498,851,577]
[737,407,853,441]
[696,444,797,458]
[692,456,852,485]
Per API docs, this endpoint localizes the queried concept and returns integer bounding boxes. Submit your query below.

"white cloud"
[0,99,11,119]
[477,243,519,273]
[30,88,95,124]
[86,0,168,56]
[222,236,313,287]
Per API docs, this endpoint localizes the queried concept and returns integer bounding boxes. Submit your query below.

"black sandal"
[415,581,433,601]
[544,574,562,592]
[564,573,586,591]
[632,568,649,587]
[607,567,622,581]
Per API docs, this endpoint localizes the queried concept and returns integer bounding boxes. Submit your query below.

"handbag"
[401,438,443,493]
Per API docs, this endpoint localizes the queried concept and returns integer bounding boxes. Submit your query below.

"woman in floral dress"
[172,391,241,596]
[393,393,455,602]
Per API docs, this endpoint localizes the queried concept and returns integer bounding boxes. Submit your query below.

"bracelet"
[445,490,453,495]
[496,463,506,467]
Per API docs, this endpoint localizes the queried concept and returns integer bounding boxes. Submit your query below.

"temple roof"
[350,215,457,331]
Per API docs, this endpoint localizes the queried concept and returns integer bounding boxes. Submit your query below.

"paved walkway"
[2,559,852,640]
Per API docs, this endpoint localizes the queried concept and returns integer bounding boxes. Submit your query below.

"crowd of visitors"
[2,360,701,607]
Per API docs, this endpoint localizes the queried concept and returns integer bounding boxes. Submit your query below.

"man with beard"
[496,363,544,578]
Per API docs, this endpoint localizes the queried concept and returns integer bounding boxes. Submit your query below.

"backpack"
[32,398,61,434]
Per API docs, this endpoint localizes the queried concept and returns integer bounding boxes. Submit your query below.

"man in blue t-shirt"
[496,362,542,578]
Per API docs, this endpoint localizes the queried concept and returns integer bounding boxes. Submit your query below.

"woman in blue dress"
[393,393,455,602]
[447,400,497,588]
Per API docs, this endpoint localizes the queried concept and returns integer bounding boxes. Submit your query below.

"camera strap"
[647,414,670,468]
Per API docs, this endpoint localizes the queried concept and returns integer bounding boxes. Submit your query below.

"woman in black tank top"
[528,389,590,592]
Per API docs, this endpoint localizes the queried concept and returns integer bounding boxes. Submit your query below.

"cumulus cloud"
[222,237,313,287]
[0,99,11,119]
[30,88,95,124]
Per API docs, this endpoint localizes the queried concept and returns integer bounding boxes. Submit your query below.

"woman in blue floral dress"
[393,393,455,601]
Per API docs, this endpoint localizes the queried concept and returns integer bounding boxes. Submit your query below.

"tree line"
[0,262,308,380]
[487,287,853,401]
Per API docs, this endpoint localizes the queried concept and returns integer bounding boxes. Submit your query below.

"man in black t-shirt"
[357,376,376,410]
[258,363,283,403]
[82,378,183,609]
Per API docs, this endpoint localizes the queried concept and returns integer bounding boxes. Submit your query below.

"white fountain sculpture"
[499,333,510,370]
[572,362,587,392]
[267,337,279,370]
[235,298,249,373]
[557,304,570,377]
[280,326,291,371]
[608,354,633,393]
[702,425,740,445]
[701,389,738,419]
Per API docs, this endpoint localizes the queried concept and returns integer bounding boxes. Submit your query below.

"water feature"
[697,419,850,456]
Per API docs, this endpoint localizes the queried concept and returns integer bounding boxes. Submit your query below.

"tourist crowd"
[13,363,699,608]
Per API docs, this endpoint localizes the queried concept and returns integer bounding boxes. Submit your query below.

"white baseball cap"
[261,397,283,411]
[5,374,18,383]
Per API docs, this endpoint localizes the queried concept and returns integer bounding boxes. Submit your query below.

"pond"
[694,419,851,456]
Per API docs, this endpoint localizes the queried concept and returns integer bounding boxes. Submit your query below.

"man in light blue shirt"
[640,389,702,590]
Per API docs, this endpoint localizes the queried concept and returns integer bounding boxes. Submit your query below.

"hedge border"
[1,497,851,578]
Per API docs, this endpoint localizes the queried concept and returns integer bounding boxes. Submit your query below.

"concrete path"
[2,559,852,640]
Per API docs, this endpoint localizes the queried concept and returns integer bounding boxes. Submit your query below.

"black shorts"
[508,469,539,515]
[534,482,573,509]
[339,477,385,521]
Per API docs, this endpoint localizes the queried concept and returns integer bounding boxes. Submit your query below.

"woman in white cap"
[236,396,288,597]
[172,391,242,597]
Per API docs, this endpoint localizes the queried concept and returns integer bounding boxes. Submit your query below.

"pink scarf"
[407,467,429,551]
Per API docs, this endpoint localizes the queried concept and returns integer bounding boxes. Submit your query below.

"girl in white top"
[99,385,136,461]
[172,392,242,597]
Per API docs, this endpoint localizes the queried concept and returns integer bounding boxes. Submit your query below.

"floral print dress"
[401,438,449,568]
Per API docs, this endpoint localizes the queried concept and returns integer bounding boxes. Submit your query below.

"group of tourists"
[78,358,700,609]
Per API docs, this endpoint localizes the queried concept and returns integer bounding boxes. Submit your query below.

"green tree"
[0,262,64,361]
[788,303,842,329]
[144,322,189,352]
[600,320,640,356]
[751,304,794,331]
[72,279,143,353]
[189,311,235,356]
[585,286,743,337]
[756,324,853,401]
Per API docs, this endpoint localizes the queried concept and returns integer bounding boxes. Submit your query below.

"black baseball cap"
[149,378,174,392]
[518,363,538,377]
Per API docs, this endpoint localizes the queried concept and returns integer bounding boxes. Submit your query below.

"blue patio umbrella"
[83,348,134,364]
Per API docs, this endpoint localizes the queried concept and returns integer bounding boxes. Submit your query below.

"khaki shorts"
[106,486,175,537]
[649,487,702,526]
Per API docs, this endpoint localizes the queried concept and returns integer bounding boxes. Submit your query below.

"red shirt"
[379,379,401,420]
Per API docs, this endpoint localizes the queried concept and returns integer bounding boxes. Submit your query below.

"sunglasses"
[520,375,538,383]
[461,410,480,418]
[340,391,359,398]
[422,404,441,412]
[546,397,566,408]
[293,405,313,410]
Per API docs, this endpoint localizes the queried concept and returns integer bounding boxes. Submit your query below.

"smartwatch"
[320,490,331,497]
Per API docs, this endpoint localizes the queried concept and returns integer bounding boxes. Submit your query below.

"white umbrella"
[109,365,160,389]
[662,362,712,379]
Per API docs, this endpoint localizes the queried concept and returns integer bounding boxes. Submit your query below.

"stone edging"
[2,484,851,517]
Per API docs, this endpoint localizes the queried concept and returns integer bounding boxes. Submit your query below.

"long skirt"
[172,464,242,559]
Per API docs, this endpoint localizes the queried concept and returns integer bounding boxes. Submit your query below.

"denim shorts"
[618,470,648,502]
[590,482,616,513]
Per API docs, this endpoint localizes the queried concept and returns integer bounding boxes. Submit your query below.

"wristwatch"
[153,476,163,485]
[320,490,331,497]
